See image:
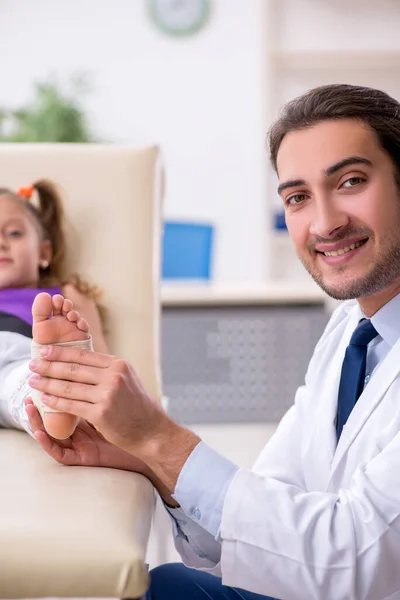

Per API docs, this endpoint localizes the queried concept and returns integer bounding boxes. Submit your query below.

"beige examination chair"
[0,144,163,599]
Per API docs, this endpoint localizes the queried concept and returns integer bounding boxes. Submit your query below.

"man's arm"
[159,441,239,567]
[141,416,201,506]
[143,388,307,571]
[28,345,309,574]
[141,398,400,600]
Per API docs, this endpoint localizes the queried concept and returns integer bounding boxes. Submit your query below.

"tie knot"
[349,319,378,347]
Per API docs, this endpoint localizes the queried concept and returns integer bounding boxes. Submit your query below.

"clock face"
[148,0,211,36]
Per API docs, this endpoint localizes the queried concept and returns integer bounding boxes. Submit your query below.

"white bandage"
[30,336,93,416]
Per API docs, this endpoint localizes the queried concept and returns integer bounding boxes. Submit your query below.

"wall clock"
[148,0,211,36]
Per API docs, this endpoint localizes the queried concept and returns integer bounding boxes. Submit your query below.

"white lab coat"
[173,299,400,600]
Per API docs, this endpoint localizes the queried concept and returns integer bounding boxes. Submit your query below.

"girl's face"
[0,196,52,289]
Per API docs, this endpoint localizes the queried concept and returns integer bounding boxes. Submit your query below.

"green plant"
[0,74,94,143]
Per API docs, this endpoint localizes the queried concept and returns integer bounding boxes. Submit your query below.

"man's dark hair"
[268,84,400,186]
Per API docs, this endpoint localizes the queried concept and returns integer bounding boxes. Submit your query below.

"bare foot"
[32,292,89,344]
[31,293,90,440]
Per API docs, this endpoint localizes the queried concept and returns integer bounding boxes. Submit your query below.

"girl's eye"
[285,193,308,206]
[342,176,365,188]
[7,229,23,238]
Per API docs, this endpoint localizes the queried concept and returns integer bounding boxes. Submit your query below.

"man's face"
[276,119,400,300]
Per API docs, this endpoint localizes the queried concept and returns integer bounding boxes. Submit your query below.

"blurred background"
[1,0,399,565]
[2,0,399,284]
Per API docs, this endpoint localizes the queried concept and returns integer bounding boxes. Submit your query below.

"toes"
[32,293,53,323]
[77,317,89,333]
[66,310,79,323]
[52,294,64,316]
[62,298,73,314]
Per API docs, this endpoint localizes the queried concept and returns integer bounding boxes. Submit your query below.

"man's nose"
[309,197,349,239]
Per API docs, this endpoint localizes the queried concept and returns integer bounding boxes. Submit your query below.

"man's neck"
[358,280,400,317]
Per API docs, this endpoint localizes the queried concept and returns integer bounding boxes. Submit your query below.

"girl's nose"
[0,236,9,251]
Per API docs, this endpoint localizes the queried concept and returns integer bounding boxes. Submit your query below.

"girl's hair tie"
[17,184,35,200]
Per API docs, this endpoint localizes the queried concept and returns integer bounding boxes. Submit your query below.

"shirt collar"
[341,294,400,348]
[369,293,400,348]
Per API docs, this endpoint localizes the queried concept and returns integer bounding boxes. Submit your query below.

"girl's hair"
[0,179,106,323]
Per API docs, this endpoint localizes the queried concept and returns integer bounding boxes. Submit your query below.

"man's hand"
[25,398,150,475]
[28,348,168,455]
[28,347,201,498]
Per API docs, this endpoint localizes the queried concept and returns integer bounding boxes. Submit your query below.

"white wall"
[273,0,400,109]
[1,0,399,286]
[0,0,270,284]
[276,0,400,53]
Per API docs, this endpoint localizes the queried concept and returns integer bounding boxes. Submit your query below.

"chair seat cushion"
[0,430,154,598]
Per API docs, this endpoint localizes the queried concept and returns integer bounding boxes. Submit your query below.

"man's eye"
[7,230,23,238]
[342,177,365,188]
[285,193,307,206]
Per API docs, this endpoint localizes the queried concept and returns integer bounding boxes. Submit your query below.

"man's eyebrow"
[325,156,372,176]
[277,179,306,196]
[277,156,373,196]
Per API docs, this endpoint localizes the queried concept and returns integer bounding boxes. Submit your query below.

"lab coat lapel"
[329,335,400,477]
[305,359,339,489]
[305,309,360,490]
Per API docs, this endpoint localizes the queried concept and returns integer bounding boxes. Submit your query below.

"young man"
[28,84,400,599]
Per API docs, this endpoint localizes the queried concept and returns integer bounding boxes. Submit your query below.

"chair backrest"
[0,143,163,400]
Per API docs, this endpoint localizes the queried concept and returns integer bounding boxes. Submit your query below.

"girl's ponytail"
[33,180,107,326]
[32,179,66,286]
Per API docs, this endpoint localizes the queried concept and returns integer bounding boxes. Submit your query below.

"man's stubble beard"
[299,223,400,300]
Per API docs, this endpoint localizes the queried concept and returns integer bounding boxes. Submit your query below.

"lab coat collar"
[341,293,400,347]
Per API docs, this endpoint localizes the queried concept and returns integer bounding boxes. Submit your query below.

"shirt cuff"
[164,504,222,562]
[172,441,238,538]
[164,505,189,541]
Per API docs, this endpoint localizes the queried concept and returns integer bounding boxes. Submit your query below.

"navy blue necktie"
[336,319,378,441]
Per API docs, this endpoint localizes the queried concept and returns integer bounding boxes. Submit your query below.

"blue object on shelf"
[162,221,214,280]
[274,212,287,231]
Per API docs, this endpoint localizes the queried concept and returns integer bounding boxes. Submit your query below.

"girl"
[0,180,108,439]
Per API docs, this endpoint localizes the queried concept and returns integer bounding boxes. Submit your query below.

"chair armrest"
[0,430,154,599]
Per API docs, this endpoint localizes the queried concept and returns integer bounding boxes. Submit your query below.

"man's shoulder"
[325,299,358,330]
[304,300,359,385]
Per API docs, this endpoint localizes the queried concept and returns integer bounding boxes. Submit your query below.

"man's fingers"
[39,345,113,368]
[33,430,78,465]
[36,393,95,420]
[25,400,45,433]
[29,359,104,386]
[29,374,99,404]
[25,402,74,464]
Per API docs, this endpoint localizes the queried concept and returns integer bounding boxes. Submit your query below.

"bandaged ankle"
[30,336,93,416]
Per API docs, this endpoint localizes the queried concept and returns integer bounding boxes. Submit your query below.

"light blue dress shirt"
[166,293,400,559]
